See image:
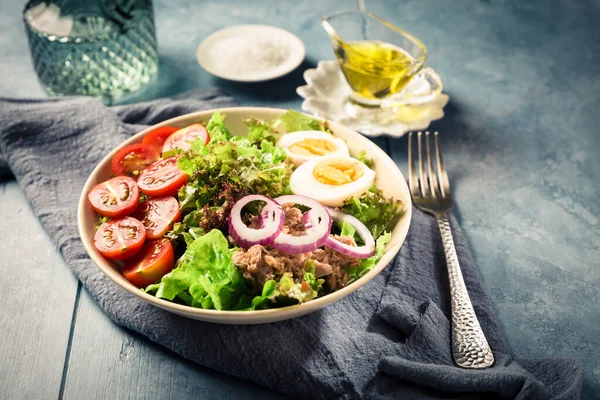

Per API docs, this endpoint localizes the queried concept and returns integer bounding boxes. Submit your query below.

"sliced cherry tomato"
[122,238,174,288]
[94,217,146,260]
[132,196,182,239]
[111,143,160,177]
[137,156,188,197]
[162,124,210,153]
[142,126,180,152]
[88,176,140,218]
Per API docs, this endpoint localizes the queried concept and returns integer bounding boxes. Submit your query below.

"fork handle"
[436,213,495,369]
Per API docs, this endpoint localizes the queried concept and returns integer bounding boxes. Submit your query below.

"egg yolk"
[313,161,364,185]
[289,139,338,156]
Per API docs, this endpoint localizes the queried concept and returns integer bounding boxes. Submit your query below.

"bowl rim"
[77,107,412,323]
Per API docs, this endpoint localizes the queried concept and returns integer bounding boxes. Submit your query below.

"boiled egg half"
[277,131,349,166]
[290,156,375,207]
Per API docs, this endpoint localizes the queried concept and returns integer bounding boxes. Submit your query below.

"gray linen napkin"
[0,90,583,400]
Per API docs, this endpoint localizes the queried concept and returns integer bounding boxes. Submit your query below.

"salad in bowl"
[78,108,411,324]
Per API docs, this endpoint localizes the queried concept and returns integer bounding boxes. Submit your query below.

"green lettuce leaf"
[346,231,392,281]
[173,111,293,236]
[243,261,325,310]
[341,185,403,238]
[277,110,329,133]
[206,110,232,142]
[245,280,278,310]
[356,150,373,168]
[145,229,245,310]
[339,221,356,238]
[244,117,277,145]
[276,272,320,303]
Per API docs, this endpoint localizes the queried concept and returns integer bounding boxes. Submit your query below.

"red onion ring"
[271,195,332,254]
[325,207,375,258]
[228,195,284,248]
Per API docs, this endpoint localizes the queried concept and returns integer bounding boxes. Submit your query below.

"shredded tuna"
[231,206,363,293]
[281,203,306,236]
[232,245,311,292]
[323,235,362,269]
[325,265,350,291]
[231,245,273,287]
[245,203,305,234]
[313,260,333,278]
[312,235,360,291]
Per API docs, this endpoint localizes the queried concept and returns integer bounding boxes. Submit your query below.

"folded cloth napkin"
[0,90,583,400]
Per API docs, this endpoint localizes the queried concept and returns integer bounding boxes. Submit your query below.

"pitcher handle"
[382,66,443,107]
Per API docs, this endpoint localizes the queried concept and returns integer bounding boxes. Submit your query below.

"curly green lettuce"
[341,185,403,239]
[172,112,293,237]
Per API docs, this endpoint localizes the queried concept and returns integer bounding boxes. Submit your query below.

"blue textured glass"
[23,0,158,102]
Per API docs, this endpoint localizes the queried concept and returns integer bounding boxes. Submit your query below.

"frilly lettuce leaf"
[244,117,277,145]
[341,185,403,239]
[172,112,292,238]
[206,110,232,142]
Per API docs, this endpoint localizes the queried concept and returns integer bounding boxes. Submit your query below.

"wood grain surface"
[0,182,78,399]
[1,0,599,398]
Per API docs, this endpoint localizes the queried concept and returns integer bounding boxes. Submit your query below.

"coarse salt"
[207,35,290,76]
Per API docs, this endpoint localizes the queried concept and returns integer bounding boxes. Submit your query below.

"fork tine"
[417,131,429,197]
[425,131,439,198]
[408,132,419,195]
[434,131,451,197]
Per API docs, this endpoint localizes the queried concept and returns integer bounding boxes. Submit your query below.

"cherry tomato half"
[142,126,180,152]
[122,238,175,288]
[94,217,146,260]
[88,176,140,218]
[132,196,182,239]
[111,143,160,178]
[136,156,188,197]
[162,124,210,153]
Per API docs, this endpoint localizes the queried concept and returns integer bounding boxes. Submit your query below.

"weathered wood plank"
[0,181,78,400]
[62,290,289,400]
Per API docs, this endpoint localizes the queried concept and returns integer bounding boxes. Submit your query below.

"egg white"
[277,130,349,166]
[290,156,376,207]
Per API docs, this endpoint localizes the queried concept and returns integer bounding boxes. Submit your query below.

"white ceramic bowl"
[78,107,412,324]
[196,25,305,82]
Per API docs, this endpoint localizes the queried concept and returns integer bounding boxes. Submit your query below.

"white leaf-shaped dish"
[297,60,450,138]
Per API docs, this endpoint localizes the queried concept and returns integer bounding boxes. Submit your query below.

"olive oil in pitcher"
[334,40,417,100]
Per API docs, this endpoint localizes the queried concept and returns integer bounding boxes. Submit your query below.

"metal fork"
[408,131,494,369]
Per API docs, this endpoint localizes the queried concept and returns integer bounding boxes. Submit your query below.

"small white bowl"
[78,107,412,324]
[197,25,305,82]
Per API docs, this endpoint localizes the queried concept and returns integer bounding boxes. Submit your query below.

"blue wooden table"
[1,1,598,399]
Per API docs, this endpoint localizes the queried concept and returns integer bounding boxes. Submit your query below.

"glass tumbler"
[23,0,158,102]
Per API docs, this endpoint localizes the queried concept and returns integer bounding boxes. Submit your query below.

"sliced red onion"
[257,207,271,229]
[228,195,284,248]
[272,195,332,254]
[325,207,375,258]
[302,212,312,229]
